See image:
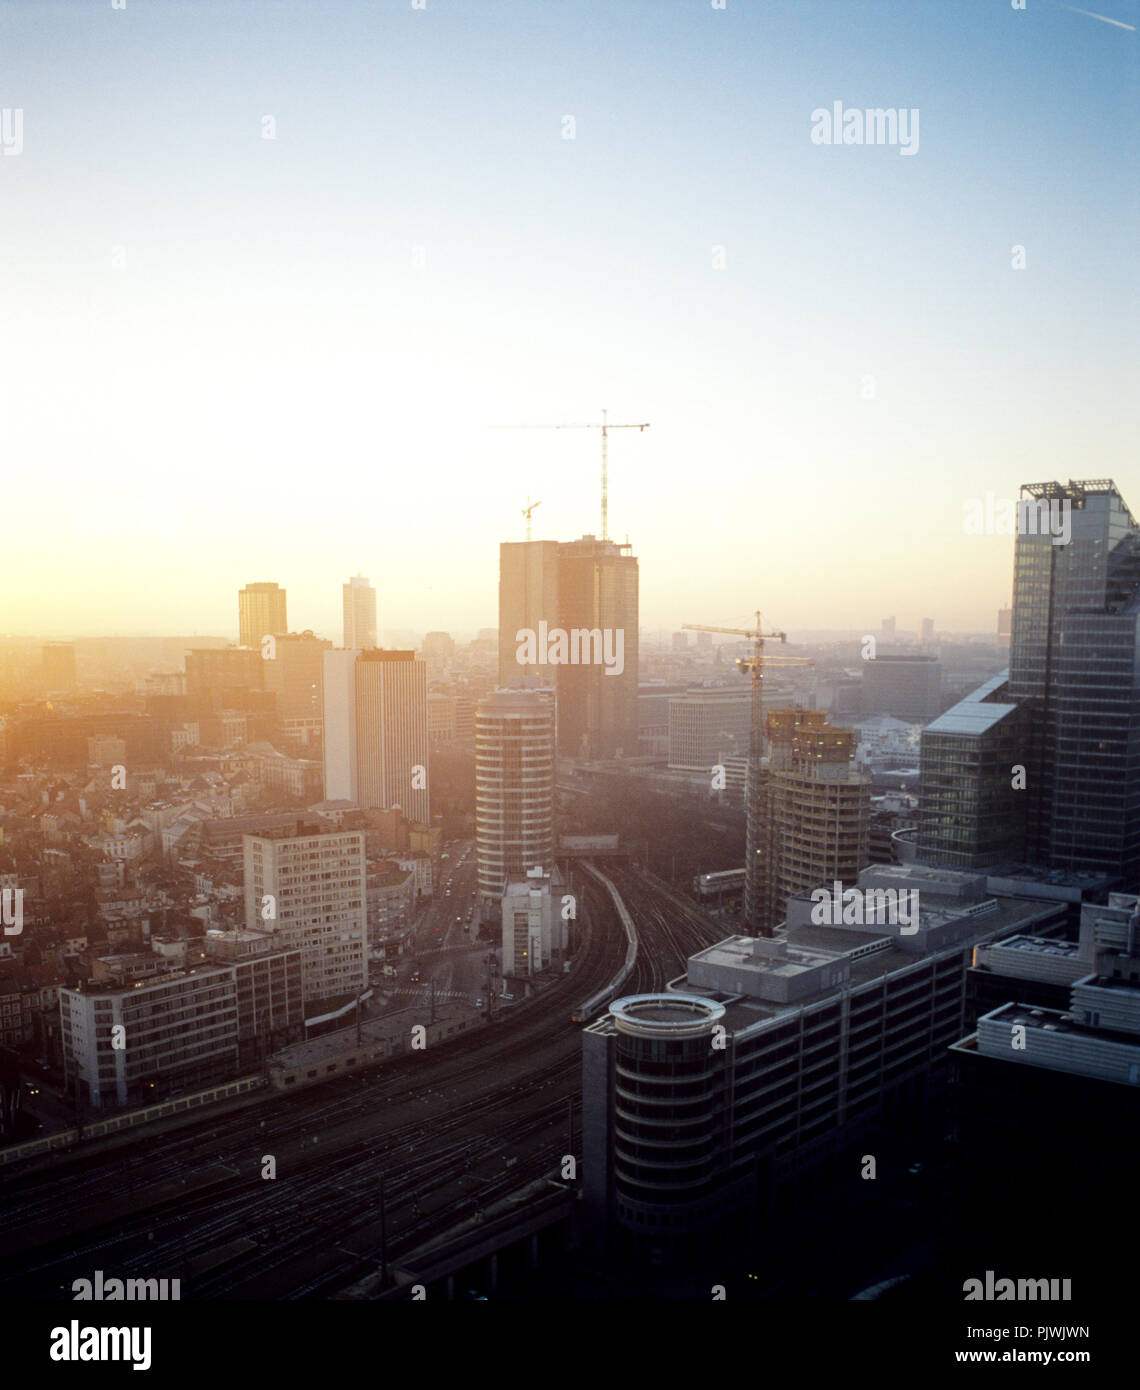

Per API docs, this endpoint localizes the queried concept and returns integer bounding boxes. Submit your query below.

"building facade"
[499,535,639,758]
[475,690,555,902]
[342,575,378,650]
[238,582,288,650]
[322,649,429,824]
[243,822,368,1007]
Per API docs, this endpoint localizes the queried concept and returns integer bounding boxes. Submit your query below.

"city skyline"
[1,0,1135,1337]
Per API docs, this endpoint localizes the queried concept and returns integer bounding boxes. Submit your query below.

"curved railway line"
[0,861,728,1299]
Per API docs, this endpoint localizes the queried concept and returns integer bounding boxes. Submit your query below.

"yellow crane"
[682,614,811,934]
[522,497,542,541]
[491,410,650,541]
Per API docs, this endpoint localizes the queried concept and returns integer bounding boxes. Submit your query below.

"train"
[571,862,638,1024]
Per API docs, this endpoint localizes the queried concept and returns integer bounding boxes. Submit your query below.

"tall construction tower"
[683,614,809,935]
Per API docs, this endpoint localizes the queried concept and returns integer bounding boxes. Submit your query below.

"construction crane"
[682,614,810,936]
[522,497,542,541]
[491,410,650,541]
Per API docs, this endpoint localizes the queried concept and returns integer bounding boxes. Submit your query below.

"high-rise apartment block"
[238,582,288,650]
[748,709,870,934]
[475,690,555,901]
[499,535,639,758]
[243,823,367,1006]
[322,649,429,824]
[342,575,378,650]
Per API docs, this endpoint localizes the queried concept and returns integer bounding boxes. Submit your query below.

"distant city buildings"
[260,630,330,749]
[861,652,942,721]
[342,575,378,650]
[238,582,287,650]
[667,688,751,772]
[42,642,77,694]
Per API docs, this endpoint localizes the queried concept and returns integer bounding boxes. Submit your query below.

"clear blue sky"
[1,0,1135,640]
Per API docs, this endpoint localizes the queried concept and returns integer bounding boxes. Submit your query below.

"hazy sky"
[1,0,1135,642]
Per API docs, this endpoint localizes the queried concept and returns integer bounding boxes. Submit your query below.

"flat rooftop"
[668,894,1069,1035]
[270,1001,471,1068]
[979,935,1084,959]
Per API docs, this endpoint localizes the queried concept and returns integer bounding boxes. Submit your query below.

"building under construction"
[748,709,871,934]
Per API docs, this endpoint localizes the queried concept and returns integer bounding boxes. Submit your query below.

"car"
[476,998,484,1008]
[456,915,462,922]
[907,1161,924,1175]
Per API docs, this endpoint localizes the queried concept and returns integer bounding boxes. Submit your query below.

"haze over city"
[2,0,1135,637]
[1,0,1136,1364]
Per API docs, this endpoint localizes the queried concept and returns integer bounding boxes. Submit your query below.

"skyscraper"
[498,534,639,758]
[475,689,555,901]
[322,649,429,824]
[238,582,288,650]
[1008,480,1140,883]
[342,575,378,650]
[918,480,1140,890]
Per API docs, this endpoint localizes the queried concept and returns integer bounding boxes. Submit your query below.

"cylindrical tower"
[610,994,727,1234]
[475,689,555,901]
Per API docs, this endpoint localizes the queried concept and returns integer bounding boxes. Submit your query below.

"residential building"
[475,690,555,902]
[243,822,367,1007]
